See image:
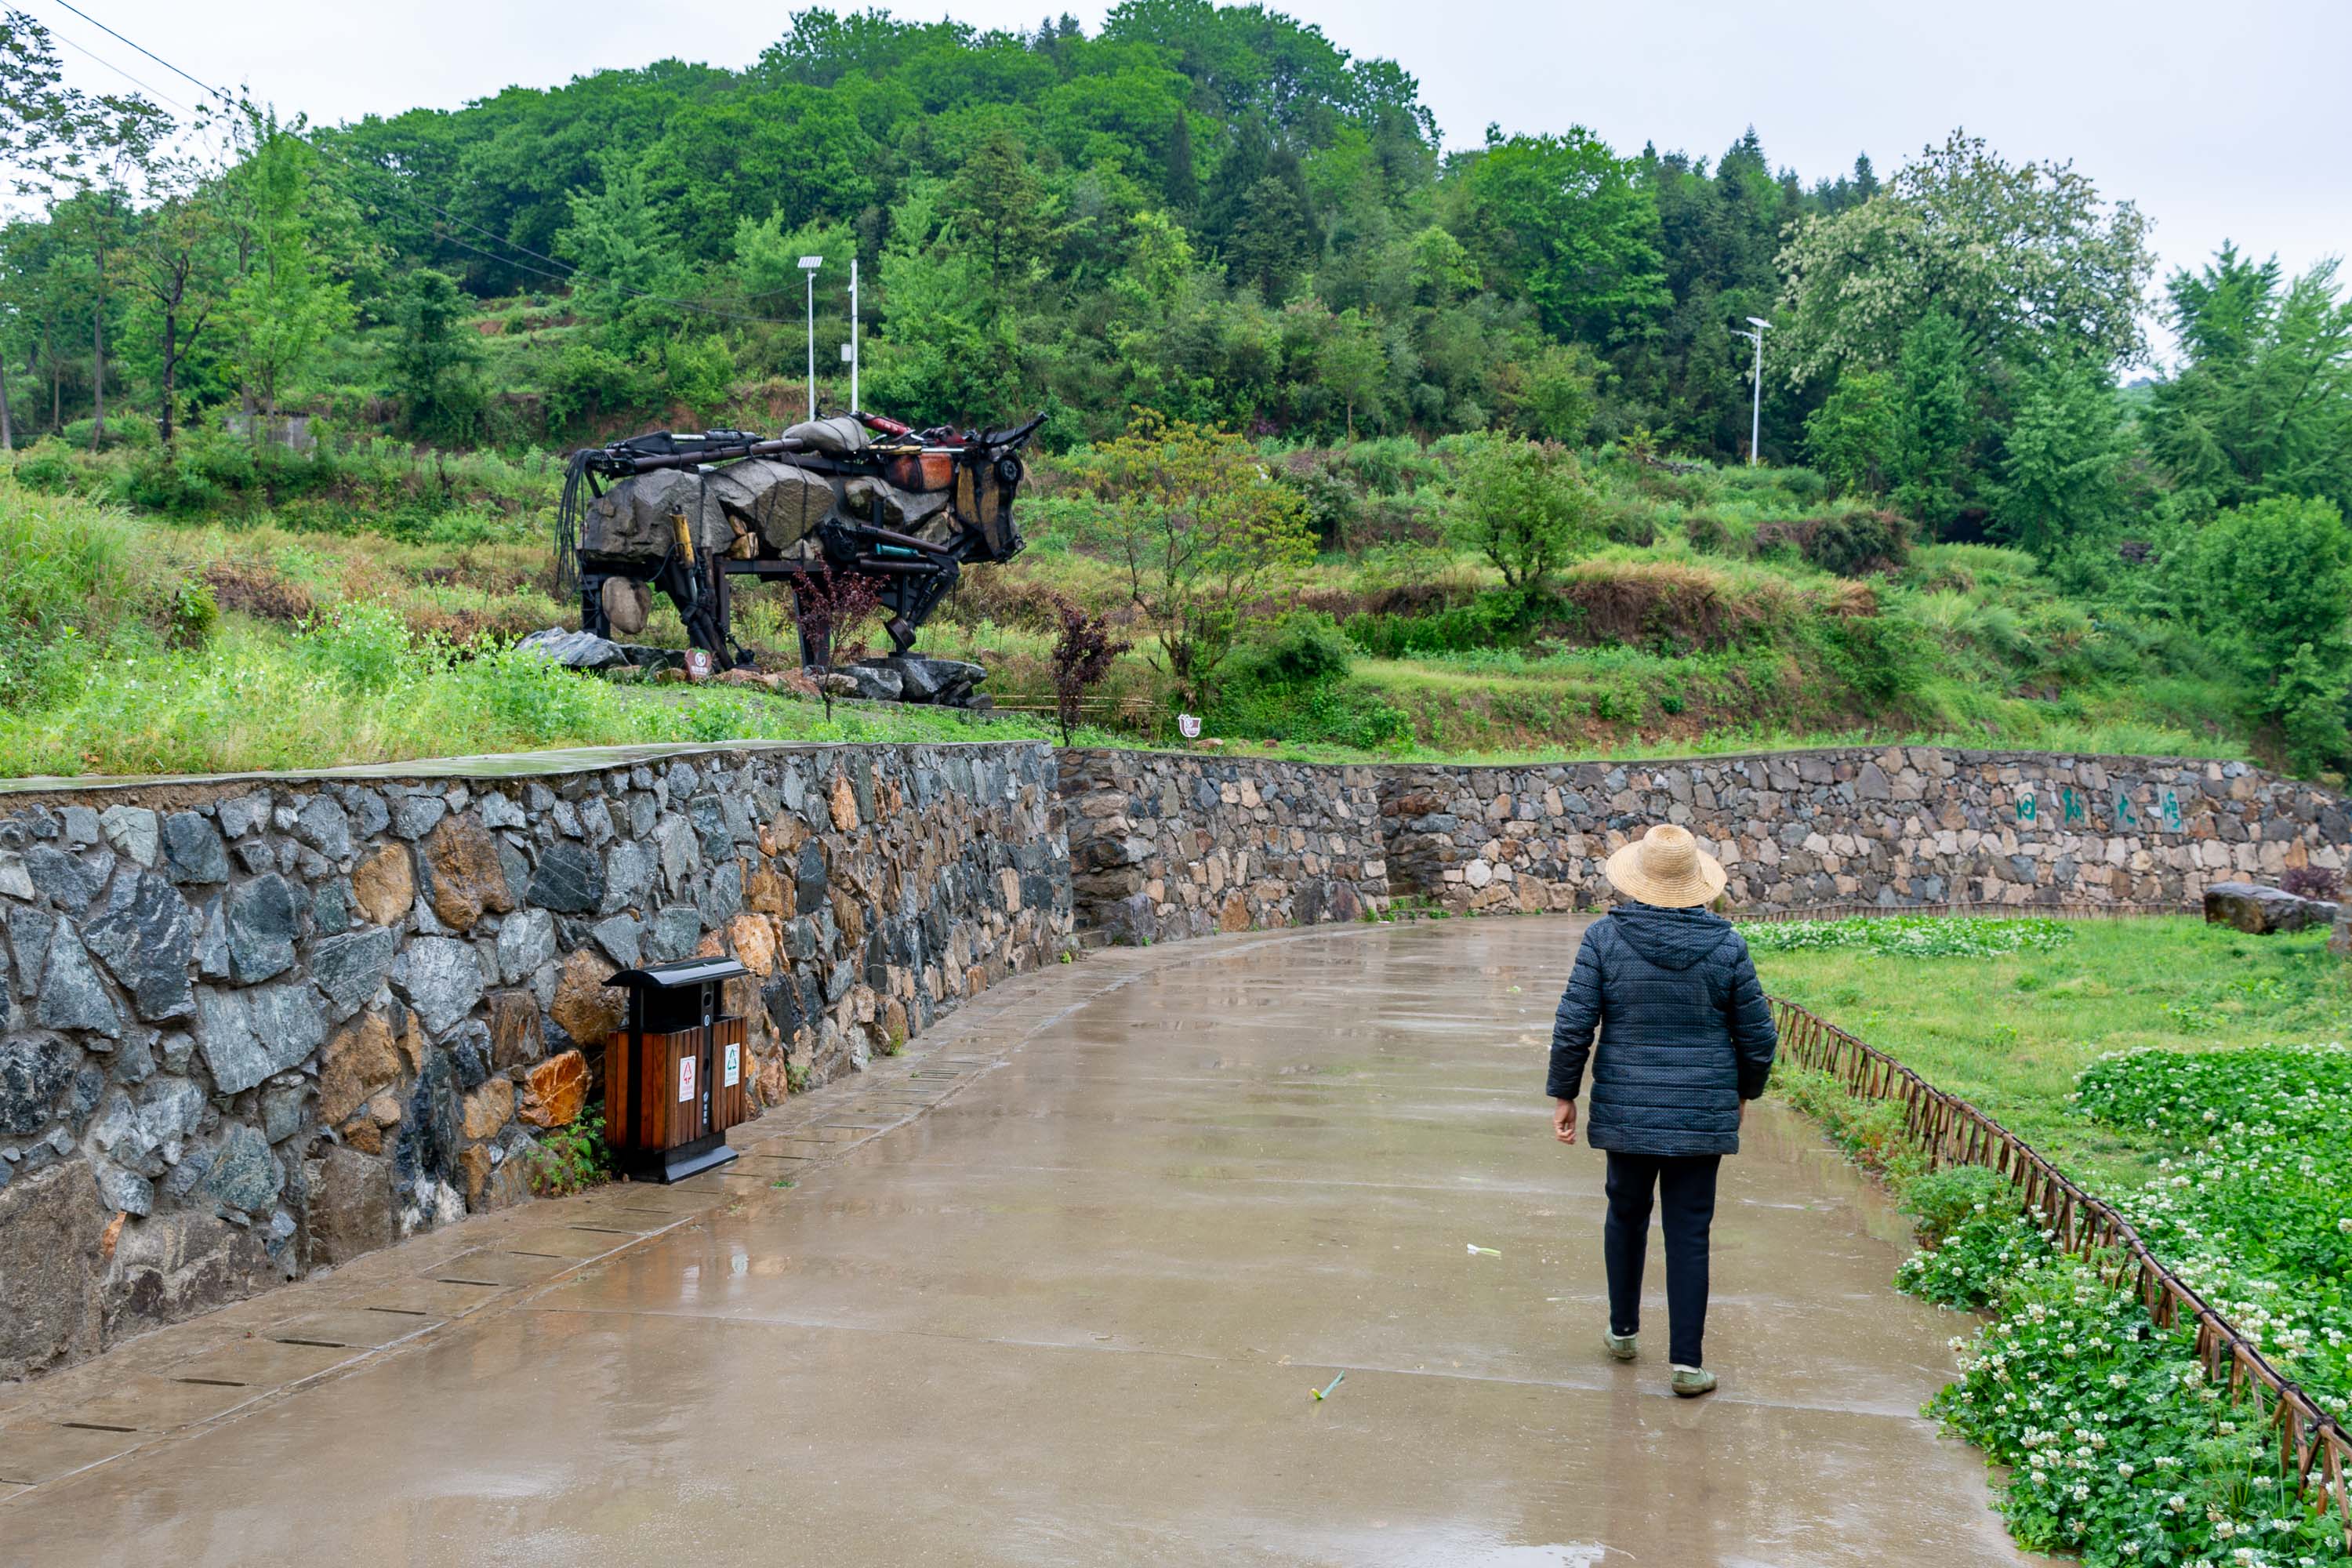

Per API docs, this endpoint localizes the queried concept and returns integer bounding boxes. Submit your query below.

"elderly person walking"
[1547,823,1777,1396]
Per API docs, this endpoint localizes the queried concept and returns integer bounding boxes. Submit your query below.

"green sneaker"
[1670,1364,1717,1397]
[1602,1330,1639,1362]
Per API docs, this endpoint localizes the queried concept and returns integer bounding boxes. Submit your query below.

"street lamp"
[798,256,823,419]
[1736,316,1771,466]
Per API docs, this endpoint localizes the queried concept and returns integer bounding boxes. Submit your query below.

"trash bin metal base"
[616,1131,738,1185]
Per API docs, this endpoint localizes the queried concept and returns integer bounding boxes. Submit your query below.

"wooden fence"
[1771,997,2351,1545]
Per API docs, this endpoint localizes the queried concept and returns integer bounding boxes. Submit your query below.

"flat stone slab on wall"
[0,740,1070,1380]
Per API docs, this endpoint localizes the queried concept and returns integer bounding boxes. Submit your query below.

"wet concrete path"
[0,917,2027,1566]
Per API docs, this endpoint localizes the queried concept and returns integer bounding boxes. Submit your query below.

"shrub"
[2280,865,2341,901]
[524,1110,609,1197]
[1446,434,1601,592]
[1802,509,1911,576]
[1240,610,1356,688]
[1345,590,1526,659]
[12,437,81,495]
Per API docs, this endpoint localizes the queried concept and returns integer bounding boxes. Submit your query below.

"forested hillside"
[2,3,2351,779]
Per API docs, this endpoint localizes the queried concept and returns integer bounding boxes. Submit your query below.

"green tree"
[1075,412,1317,706]
[1163,106,1196,213]
[1313,303,1386,440]
[1889,310,1976,537]
[2146,246,2352,519]
[2175,496,2352,771]
[1497,342,1599,445]
[1225,174,1312,300]
[1447,434,1600,593]
[387,268,483,440]
[220,114,353,416]
[1803,368,1898,497]
[122,176,236,448]
[1775,132,2152,386]
[1991,363,2129,558]
[554,152,686,342]
[1465,128,1667,342]
[945,128,1047,295]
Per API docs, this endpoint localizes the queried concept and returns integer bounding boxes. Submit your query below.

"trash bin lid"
[608,956,751,989]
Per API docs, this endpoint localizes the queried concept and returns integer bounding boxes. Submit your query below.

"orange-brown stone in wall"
[422,814,515,931]
[548,948,622,1045]
[519,1049,589,1128]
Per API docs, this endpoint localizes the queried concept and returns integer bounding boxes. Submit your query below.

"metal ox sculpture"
[554,411,1044,667]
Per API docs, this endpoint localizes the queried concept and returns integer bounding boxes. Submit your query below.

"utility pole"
[848,256,859,412]
[799,255,823,419]
[1737,316,1771,466]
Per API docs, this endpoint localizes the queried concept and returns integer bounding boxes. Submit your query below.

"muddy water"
[0,917,2031,1566]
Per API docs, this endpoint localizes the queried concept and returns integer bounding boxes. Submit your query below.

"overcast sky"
[31,0,2350,365]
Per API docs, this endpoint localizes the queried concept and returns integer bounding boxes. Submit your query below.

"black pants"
[1602,1150,1722,1367]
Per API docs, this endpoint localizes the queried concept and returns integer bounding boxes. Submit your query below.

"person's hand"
[1552,1098,1577,1145]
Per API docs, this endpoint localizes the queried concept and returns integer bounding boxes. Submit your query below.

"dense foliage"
[3,6,2352,776]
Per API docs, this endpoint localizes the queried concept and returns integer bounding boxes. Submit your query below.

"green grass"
[0,615,1089,779]
[0,435,2277,777]
[1757,916,2352,1191]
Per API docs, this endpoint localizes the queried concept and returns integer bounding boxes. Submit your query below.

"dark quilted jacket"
[1546,902,1778,1156]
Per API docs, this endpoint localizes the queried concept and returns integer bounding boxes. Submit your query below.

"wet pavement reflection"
[0,918,2034,1565]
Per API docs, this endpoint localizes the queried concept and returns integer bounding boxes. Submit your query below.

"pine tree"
[1164,108,1197,215]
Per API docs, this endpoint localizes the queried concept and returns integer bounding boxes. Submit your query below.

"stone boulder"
[858,655,986,706]
[2203,880,2338,935]
[517,627,630,672]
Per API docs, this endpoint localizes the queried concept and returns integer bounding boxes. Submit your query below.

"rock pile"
[517,629,991,710]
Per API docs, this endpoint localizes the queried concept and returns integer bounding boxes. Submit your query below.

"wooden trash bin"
[604,956,752,1182]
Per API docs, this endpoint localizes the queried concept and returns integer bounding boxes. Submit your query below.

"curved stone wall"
[0,742,1067,1379]
[5,735,2343,1382]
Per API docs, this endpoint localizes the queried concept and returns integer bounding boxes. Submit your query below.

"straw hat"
[1604,823,1727,909]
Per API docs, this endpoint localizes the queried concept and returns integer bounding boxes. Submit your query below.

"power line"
[49,1,226,104]
[40,25,198,118]
[40,0,806,328]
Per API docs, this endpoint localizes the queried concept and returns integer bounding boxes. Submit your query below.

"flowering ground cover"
[1762,919,2352,1566]
[1742,913,2076,959]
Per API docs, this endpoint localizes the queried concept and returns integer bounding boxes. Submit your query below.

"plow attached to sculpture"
[551,410,1044,702]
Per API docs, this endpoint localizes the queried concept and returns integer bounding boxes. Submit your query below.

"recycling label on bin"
[724,1042,741,1087]
[678,1054,695,1103]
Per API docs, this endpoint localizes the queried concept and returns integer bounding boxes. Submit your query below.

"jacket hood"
[1608,900,1737,971]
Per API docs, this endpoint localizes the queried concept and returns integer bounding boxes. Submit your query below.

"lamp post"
[1736,316,1771,466]
[848,256,859,412]
[798,255,823,419]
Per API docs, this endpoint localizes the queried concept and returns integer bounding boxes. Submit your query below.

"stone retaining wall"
[1060,745,2346,934]
[1057,751,1388,942]
[1385,747,2349,914]
[0,742,1069,1379]
[8,736,2342,1383]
